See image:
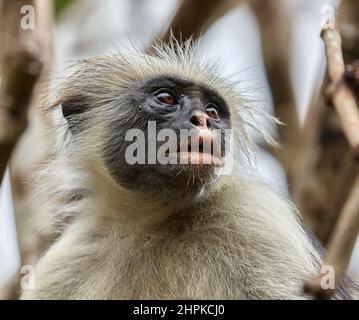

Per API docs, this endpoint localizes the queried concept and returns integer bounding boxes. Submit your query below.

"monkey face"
[60,72,233,193]
[102,75,232,193]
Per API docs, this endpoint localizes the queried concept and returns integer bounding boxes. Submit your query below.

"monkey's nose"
[190,113,210,129]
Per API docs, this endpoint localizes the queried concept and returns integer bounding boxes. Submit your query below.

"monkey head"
[57,46,254,195]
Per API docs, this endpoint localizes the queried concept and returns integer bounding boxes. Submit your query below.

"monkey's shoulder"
[24,178,318,299]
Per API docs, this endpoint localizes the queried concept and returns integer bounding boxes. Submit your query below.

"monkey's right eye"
[155,92,177,106]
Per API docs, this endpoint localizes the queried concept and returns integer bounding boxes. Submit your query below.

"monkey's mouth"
[176,151,223,166]
[165,142,223,167]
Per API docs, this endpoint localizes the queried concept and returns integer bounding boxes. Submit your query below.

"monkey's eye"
[155,91,177,106]
[205,104,220,120]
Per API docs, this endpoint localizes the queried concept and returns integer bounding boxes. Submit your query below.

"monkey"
[21,40,358,300]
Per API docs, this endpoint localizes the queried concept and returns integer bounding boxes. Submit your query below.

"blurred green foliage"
[54,0,75,18]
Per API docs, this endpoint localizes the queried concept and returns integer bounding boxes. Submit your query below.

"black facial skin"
[63,75,232,193]
[105,75,232,193]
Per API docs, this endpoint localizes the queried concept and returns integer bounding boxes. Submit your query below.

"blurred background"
[1,0,359,298]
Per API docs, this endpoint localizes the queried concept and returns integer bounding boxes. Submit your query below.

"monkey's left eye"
[155,92,177,106]
[205,104,220,120]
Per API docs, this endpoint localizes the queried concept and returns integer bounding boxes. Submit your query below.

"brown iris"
[206,105,219,120]
[156,92,176,106]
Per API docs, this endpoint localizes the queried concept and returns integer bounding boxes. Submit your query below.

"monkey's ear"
[61,98,89,130]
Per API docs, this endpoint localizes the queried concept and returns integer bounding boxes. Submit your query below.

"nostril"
[189,115,199,126]
[190,113,209,129]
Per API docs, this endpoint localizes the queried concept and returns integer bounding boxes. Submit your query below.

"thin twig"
[304,20,359,299]
[321,25,359,159]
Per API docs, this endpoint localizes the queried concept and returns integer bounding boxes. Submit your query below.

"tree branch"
[250,0,300,188]
[149,0,242,52]
[305,173,359,299]
[304,18,359,300]
[0,0,44,182]
[159,0,225,43]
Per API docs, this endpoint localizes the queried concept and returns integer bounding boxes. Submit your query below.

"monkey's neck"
[87,173,218,228]
[52,157,221,229]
